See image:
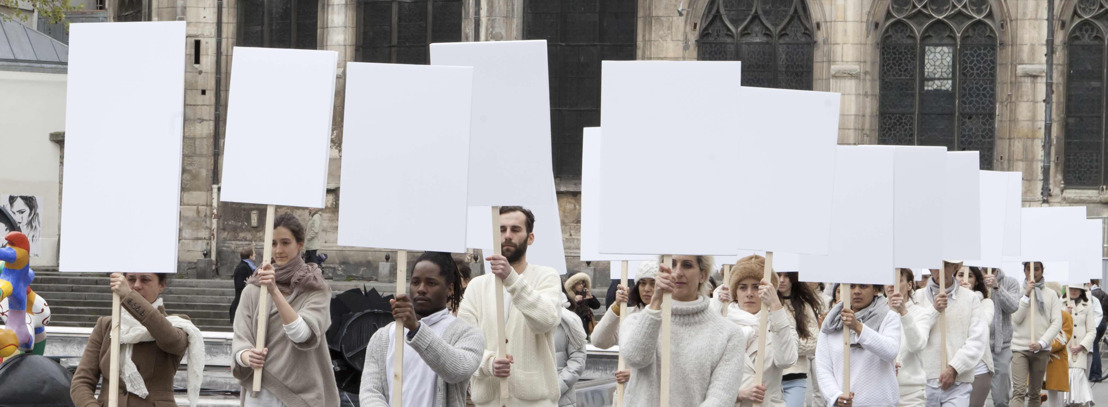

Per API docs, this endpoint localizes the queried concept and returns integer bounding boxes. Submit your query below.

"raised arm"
[856,311,901,363]
[619,308,661,369]
[410,321,486,384]
[590,306,621,349]
[769,308,799,368]
[1039,296,1064,346]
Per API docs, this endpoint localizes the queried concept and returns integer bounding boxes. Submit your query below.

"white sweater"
[913,286,988,383]
[589,305,643,350]
[896,301,928,394]
[457,264,564,407]
[978,297,995,373]
[815,311,901,407]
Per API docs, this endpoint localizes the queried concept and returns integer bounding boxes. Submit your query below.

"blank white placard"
[966,171,1010,268]
[599,61,742,255]
[581,128,655,262]
[800,146,896,285]
[430,40,554,207]
[1070,219,1103,285]
[1002,172,1022,257]
[942,152,982,260]
[337,63,473,252]
[733,87,839,255]
[1020,206,1086,266]
[467,189,568,275]
[59,22,186,273]
[1041,262,1070,284]
[893,146,946,268]
[220,47,337,208]
[610,261,649,279]
[731,250,801,272]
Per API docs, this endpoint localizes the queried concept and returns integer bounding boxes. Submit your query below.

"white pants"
[924,382,972,407]
[899,386,926,407]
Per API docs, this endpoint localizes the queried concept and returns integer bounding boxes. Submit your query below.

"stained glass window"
[1063,1,1108,188]
[878,0,998,170]
[696,0,814,90]
[237,0,318,50]
[355,0,462,64]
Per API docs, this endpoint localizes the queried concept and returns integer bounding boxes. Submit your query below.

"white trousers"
[924,382,972,407]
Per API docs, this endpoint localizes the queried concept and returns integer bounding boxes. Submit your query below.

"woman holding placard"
[231,213,337,406]
[718,255,798,407]
[1065,285,1096,406]
[70,272,205,407]
[814,282,901,407]
[959,267,995,407]
[776,271,823,407]
[886,269,927,407]
[591,262,657,388]
[620,255,745,407]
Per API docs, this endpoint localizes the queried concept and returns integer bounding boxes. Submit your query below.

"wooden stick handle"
[392,250,408,407]
[939,264,948,368]
[491,206,509,405]
[894,269,901,301]
[660,255,673,406]
[108,292,121,407]
[841,283,851,394]
[253,204,276,393]
[615,260,629,407]
[721,265,731,317]
[1030,287,1036,347]
[753,251,774,407]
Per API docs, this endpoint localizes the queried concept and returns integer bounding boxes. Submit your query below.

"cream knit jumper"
[589,305,643,350]
[814,310,901,407]
[896,300,928,399]
[1011,285,1063,352]
[912,286,988,384]
[457,264,564,407]
[620,296,746,407]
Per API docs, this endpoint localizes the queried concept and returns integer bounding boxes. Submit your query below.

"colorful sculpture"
[1,290,49,357]
[0,231,35,351]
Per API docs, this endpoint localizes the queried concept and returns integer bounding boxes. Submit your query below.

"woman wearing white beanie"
[591,261,658,386]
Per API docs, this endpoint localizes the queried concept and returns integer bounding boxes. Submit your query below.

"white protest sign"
[430,40,553,207]
[966,171,1013,268]
[1002,173,1023,257]
[220,47,337,208]
[1070,219,1103,285]
[733,87,839,255]
[467,198,568,275]
[800,146,896,286]
[892,146,946,269]
[59,22,186,273]
[337,63,473,252]
[599,61,742,255]
[610,261,650,279]
[732,251,801,271]
[942,152,982,261]
[581,128,655,263]
[1020,206,1087,283]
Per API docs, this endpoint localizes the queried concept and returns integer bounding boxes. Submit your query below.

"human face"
[1069,287,1083,300]
[736,278,762,314]
[10,198,30,226]
[1024,262,1044,282]
[271,226,303,266]
[411,261,453,316]
[573,281,585,292]
[850,284,877,311]
[958,269,976,289]
[125,273,165,303]
[777,273,792,296]
[637,278,655,304]
[499,211,532,263]
[670,255,705,301]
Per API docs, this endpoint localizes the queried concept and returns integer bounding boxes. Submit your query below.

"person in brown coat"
[1042,283,1073,407]
[70,272,205,407]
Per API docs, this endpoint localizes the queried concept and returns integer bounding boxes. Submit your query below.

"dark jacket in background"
[230,259,254,324]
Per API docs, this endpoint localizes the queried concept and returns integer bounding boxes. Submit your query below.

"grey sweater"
[620,296,746,407]
[990,269,1022,353]
[360,318,485,407]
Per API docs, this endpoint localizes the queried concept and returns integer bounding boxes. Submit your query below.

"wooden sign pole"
[753,251,774,407]
[392,250,408,407]
[841,283,851,395]
[660,255,673,406]
[108,292,121,407]
[894,269,901,302]
[491,206,509,406]
[721,265,732,317]
[253,204,276,393]
[615,260,629,407]
[939,264,948,368]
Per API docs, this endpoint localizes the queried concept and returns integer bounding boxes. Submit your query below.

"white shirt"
[1091,295,1103,328]
[386,309,456,407]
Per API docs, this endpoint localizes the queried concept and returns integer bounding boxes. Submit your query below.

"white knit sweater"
[1011,285,1063,352]
[589,305,643,350]
[978,297,995,373]
[457,264,564,407]
[912,286,988,383]
[896,301,928,394]
[814,311,901,407]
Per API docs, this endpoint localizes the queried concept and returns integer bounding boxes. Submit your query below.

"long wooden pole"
[753,251,774,407]
[894,269,901,302]
[253,204,275,393]
[615,260,629,407]
[108,292,121,407]
[841,283,851,394]
[939,264,948,368]
[392,250,408,407]
[721,265,732,317]
[491,206,508,406]
[660,255,673,406]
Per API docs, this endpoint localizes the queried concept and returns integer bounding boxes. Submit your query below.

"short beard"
[504,241,527,264]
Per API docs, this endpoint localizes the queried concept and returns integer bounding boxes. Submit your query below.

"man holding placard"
[984,267,1023,407]
[457,206,563,407]
[914,261,987,407]
[360,252,484,407]
[1009,262,1063,407]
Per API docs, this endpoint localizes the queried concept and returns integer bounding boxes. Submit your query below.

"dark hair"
[125,272,169,285]
[499,206,535,234]
[628,278,653,308]
[273,213,306,243]
[778,272,823,340]
[1093,279,1102,285]
[0,206,17,233]
[897,268,917,303]
[455,258,472,282]
[1072,288,1090,304]
[1023,261,1044,271]
[966,267,990,299]
[415,251,464,311]
[240,246,255,260]
[8,196,37,215]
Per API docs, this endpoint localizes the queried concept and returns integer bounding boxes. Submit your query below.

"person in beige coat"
[1064,285,1096,406]
[1010,262,1064,407]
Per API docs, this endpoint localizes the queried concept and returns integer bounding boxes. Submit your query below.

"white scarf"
[386,308,456,407]
[726,304,760,340]
[112,297,205,407]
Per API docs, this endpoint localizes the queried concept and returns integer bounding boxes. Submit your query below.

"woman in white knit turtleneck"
[712,255,798,407]
[815,282,901,407]
[886,269,927,407]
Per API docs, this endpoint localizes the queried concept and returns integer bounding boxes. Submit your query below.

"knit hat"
[636,261,658,281]
[563,272,591,302]
[728,254,778,294]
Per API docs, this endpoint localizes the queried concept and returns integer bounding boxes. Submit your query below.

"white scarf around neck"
[111,297,205,407]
